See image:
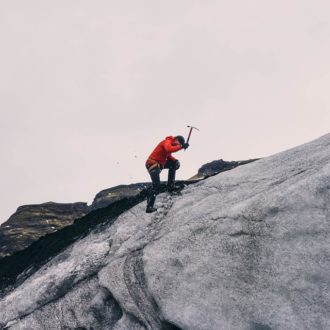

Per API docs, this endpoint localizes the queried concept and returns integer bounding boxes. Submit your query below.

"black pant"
[146,159,178,208]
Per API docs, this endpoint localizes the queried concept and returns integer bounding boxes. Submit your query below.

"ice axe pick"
[186,125,200,145]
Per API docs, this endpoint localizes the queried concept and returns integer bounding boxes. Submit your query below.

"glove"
[182,143,189,150]
[175,160,180,169]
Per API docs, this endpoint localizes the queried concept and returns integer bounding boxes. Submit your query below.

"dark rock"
[0,202,90,258]
[161,321,183,330]
[91,183,151,211]
[190,158,259,180]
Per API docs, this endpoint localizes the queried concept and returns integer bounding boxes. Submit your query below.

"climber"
[145,135,189,213]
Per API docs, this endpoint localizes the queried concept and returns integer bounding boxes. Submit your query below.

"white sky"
[1,0,329,224]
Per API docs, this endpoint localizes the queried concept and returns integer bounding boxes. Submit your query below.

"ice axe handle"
[186,125,199,145]
[186,127,193,144]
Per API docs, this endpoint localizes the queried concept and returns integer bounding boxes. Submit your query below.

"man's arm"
[164,140,183,153]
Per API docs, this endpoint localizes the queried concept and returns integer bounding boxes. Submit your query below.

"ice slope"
[0,134,329,330]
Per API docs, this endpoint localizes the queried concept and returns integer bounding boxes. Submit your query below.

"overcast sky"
[1,0,329,224]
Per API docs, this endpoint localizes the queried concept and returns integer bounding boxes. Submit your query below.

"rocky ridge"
[0,159,255,259]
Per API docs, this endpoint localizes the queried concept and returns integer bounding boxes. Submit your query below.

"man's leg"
[146,166,161,213]
[164,160,180,190]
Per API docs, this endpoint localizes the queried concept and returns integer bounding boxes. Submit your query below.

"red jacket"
[146,136,183,166]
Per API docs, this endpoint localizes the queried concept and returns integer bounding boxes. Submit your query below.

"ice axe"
[186,125,200,147]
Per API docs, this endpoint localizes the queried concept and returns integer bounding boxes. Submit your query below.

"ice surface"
[0,134,329,330]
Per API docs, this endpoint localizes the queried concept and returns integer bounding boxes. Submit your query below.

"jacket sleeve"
[164,140,182,153]
[167,154,177,162]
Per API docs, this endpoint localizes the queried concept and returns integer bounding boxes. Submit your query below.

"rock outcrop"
[91,183,150,211]
[0,134,329,330]
[91,159,260,211]
[190,158,259,180]
[0,158,256,258]
[0,202,89,258]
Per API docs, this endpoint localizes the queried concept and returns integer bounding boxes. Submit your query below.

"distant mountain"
[0,134,329,329]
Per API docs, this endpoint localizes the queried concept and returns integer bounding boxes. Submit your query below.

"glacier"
[0,134,329,330]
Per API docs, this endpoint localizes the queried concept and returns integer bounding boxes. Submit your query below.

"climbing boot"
[146,206,157,213]
[167,184,182,192]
